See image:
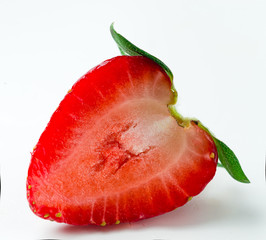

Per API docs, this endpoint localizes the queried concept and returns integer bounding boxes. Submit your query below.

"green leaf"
[217,162,224,168]
[110,23,174,82]
[198,122,250,183]
[213,137,250,183]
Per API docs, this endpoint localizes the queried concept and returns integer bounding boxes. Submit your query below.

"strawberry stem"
[168,105,190,127]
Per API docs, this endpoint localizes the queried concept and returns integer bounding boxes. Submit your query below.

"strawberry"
[26,24,249,226]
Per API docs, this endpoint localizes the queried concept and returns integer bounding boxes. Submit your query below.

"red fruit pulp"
[27,56,217,225]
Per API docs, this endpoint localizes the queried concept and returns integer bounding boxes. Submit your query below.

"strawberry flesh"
[27,56,217,225]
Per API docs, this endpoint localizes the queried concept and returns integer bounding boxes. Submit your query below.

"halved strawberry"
[26,24,249,226]
[27,56,217,225]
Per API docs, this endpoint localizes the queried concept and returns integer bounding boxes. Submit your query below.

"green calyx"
[197,122,250,183]
[110,23,174,81]
[110,23,250,184]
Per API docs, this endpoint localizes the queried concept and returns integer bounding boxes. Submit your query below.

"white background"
[0,0,265,239]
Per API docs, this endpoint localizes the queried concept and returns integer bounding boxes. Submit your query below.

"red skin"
[27,56,217,225]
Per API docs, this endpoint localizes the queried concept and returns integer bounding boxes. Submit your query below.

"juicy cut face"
[27,56,217,225]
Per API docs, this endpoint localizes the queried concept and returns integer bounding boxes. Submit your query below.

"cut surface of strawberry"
[27,56,217,225]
